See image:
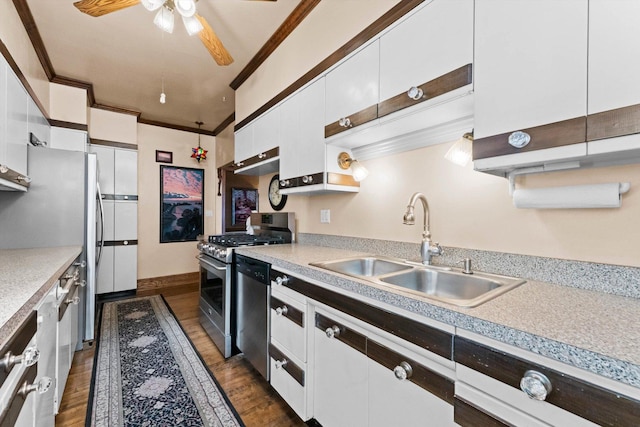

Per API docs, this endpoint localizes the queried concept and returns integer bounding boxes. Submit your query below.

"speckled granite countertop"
[0,246,82,349]
[236,244,640,390]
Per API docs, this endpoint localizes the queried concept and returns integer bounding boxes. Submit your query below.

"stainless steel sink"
[310,256,525,308]
[310,256,412,277]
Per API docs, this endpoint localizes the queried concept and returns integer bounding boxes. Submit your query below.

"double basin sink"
[310,256,525,308]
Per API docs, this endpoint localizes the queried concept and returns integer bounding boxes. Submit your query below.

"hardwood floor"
[55,290,305,427]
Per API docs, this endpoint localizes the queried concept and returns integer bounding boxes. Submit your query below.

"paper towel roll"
[513,183,630,209]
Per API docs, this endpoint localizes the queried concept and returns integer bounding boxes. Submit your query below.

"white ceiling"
[26,0,302,132]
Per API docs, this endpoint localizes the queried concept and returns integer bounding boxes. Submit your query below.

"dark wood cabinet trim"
[104,240,138,247]
[472,116,587,160]
[90,139,138,151]
[0,312,36,388]
[269,343,305,387]
[271,296,304,327]
[235,0,426,132]
[367,340,454,404]
[235,147,279,169]
[378,63,473,118]
[453,397,511,427]
[49,120,88,132]
[587,103,640,142]
[324,104,378,138]
[101,194,138,201]
[277,271,452,360]
[11,0,54,81]
[315,312,367,356]
[280,173,324,190]
[454,337,640,426]
[0,364,37,427]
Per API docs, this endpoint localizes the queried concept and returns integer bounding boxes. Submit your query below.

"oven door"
[198,254,233,358]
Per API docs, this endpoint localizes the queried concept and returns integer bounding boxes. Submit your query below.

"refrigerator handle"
[96,182,105,267]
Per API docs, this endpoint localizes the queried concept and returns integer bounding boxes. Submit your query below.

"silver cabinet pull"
[325,325,341,339]
[19,376,52,397]
[407,86,424,100]
[339,117,352,128]
[275,306,288,316]
[508,131,531,148]
[520,370,552,400]
[66,295,80,305]
[275,276,289,286]
[274,359,288,369]
[0,347,40,371]
[258,153,266,159]
[393,361,413,380]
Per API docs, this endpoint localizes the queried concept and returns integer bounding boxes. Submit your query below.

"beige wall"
[49,83,87,124]
[1,0,51,115]
[237,1,640,268]
[137,123,216,279]
[89,108,138,144]
[260,143,640,267]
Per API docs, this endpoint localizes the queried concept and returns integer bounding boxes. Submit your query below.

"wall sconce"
[444,131,473,167]
[338,152,369,182]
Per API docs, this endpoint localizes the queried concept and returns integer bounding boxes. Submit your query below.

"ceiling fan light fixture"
[175,0,197,17]
[141,0,164,12]
[182,14,203,36]
[154,7,175,33]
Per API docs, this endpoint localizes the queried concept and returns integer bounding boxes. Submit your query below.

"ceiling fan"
[73,0,276,66]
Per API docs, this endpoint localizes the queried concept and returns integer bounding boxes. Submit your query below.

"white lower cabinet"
[98,244,137,294]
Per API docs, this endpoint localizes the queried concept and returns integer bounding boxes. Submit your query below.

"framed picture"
[160,165,204,243]
[231,188,258,226]
[156,150,173,164]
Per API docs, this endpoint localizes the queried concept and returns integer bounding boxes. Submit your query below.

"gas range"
[198,212,295,263]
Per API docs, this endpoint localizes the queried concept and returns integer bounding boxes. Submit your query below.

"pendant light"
[191,121,208,162]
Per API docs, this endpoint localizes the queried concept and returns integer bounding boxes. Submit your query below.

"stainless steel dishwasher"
[235,254,271,380]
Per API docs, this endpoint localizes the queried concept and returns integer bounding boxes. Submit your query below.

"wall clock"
[268,174,288,211]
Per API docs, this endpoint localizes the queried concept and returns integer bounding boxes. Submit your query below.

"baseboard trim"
[137,272,199,297]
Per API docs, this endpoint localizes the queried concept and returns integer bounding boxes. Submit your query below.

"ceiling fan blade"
[196,14,234,66]
[73,0,141,17]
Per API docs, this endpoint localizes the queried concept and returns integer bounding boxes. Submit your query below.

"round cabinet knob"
[339,117,352,128]
[78,280,87,288]
[124,195,129,200]
[123,240,129,246]
[302,175,313,184]
[393,361,413,380]
[74,260,87,268]
[275,306,288,316]
[274,359,288,369]
[325,325,341,339]
[508,131,531,148]
[275,276,289,286]
[520,370,553,401]
[280,179,290,187]
[19,376,52,398]
[1,347,41,371]
[66,296,80,305]
[407,86,424,100]
[258,153,266,159]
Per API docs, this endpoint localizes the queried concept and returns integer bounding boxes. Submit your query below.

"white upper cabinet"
[280,79,325,181]
[472,0,588,174]
[325,41,380,130]
[5,66,29,176]
[114,149,137,196]
[27,97,49,149]
[587,0,640,155]
[234,124,253,165]
[474,0,587,139]
[587,0,640,115]
[253,106,280,155]
[234,109,280,175]
[378,0,473,103]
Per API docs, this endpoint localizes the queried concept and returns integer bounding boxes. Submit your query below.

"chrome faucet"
[403,192,443,265]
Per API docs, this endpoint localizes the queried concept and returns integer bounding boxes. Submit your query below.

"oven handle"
[198,255,228,271]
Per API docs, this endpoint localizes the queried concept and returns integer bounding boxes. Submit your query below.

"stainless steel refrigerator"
[0,145,103,347]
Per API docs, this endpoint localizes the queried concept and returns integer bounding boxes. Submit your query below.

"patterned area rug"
[88,295,244,427]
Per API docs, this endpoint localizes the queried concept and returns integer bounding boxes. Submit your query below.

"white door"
[96,246,114,294]
[114,149,137,196]
[114,245,137,292]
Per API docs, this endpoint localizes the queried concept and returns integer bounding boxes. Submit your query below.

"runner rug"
[88,295,244,427]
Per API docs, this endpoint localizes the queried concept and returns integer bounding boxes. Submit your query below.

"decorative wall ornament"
[191,121,208,162]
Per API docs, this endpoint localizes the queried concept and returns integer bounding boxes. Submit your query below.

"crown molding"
[213,113,235,136]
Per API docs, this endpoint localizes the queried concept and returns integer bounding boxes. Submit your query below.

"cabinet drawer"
[454,337,640,426]
[270,295,305,362]
[269,348,307,421]
[0,364,37,427]
[0,312,37,389]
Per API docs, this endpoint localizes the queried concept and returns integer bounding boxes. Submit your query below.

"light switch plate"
[205,210,213,217]
[320,209,330,223]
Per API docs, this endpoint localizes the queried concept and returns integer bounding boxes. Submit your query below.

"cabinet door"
[114,201,137,240]
[36,288,57,426]
[587,0,640,151]
[313,312,368,427]
[50,127,86,152]
[280,79,326,181]
[101,200,115,241]
[368,346,455,427]
[234,125,253,164]
[253,106,280,155]
[474,0,587,140]
[5,69,28,175]
[325,41,379,126]
[96,246,114,294]
[114,245,137,292]
[114,149,137,196]
[91,145,115,195]
[379,0,473,102]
